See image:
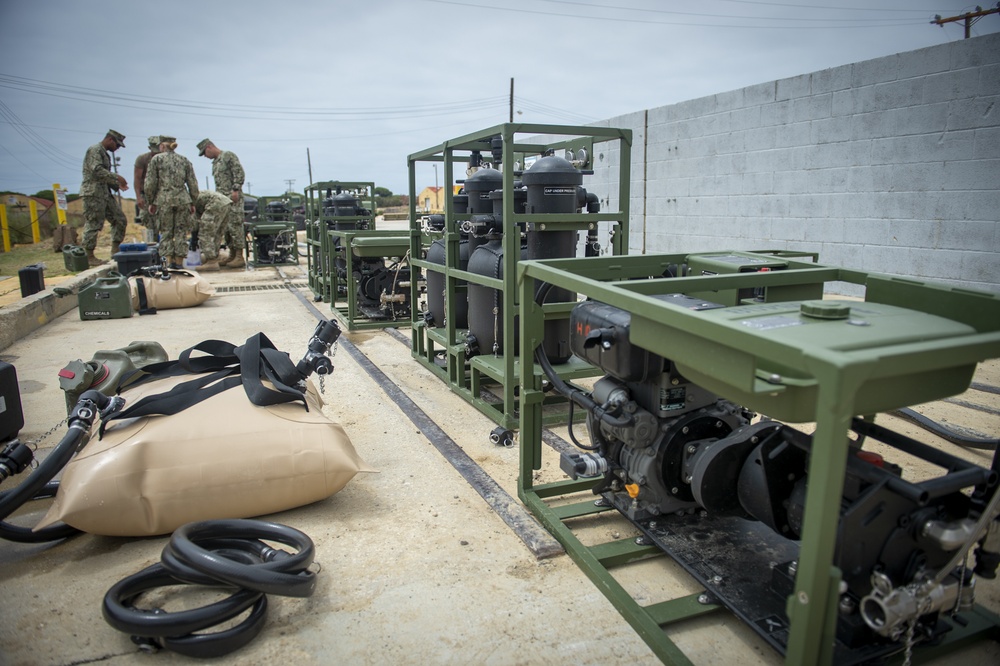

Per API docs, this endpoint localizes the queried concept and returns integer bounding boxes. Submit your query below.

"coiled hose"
[103,519,317,658]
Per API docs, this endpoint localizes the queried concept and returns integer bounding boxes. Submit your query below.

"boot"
[169,256,184,270]
[218,248,233,266]
[111,241,121,256]
[225,251,246,270]
[86,250,106,267]
[199,258,220,272]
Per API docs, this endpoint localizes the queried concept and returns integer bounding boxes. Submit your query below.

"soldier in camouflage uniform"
[144,137,199,269]
[197,138,246,269]
[192,190,233,272]
[81,129,129,266]
[133,135,161,240]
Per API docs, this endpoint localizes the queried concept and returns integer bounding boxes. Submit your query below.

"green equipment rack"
[245,195,298,267]
[305,181,375,303]
[516,250,1000,665]
[407,122,631,430]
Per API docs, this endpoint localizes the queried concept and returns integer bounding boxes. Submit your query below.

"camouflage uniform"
[81,143,127,251]
[211,150,246,253]
[133,138,160,234]
[144,150,199,260]
[193,190,233,261]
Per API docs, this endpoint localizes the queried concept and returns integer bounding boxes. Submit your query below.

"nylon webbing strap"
[100,333,307,438]
[134,278,157,315]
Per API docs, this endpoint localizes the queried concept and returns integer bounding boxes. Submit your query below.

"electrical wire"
[422,0,929,28]
[538,0,932,22]
[0,74,510,121]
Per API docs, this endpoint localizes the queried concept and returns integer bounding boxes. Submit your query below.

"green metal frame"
[304,181,375,302]
[326,228,411,331]
[245,195,298,268]
[407,123,632,430]
[517,250,1000,665]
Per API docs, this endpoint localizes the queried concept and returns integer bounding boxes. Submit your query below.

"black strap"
[100,333,308,438]
[135,278,157,315]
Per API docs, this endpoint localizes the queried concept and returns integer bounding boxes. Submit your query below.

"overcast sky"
[0,0,996,199]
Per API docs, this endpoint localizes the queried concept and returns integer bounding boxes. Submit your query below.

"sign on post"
[53,183,67,226]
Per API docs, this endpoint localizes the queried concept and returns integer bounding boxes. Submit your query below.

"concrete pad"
[0,261,997,665]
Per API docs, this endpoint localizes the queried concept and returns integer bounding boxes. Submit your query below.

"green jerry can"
[62,244,89,272]
[57,340,169,414]
[77,274,133,320]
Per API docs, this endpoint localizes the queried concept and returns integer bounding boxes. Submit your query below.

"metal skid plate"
[631,509,913,665]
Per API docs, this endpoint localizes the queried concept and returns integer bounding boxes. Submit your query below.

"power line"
[0,73,510,120]
[931,3,1000,38]
[538,0,932,22]
[422,0,929,28]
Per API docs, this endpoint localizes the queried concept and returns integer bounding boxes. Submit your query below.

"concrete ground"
[0,254,998,666]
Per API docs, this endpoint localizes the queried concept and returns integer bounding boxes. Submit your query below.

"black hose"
[161,520,316,597]
[890,407,999,451]
[533,282,632,431]
[0,390,120,542]
[104,519,317,658]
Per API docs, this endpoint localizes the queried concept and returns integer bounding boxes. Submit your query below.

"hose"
[533,282,632,431]
[890,407,999,451]
[104,519,317,658]
[161,520,316,597]
[0,390,118,542]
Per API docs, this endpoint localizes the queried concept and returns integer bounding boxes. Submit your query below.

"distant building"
[416,186,444,213]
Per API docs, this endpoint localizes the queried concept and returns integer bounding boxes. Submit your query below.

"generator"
[518,250,1000,665]
[245,196,297,267]
[304,181,411,330]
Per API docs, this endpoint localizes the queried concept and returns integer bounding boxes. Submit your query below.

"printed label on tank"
[543,187,576,195]
[739,316,804,330]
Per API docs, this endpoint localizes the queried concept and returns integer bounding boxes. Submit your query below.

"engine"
[552,297,1000,653]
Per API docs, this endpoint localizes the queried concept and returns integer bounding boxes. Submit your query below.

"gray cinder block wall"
[587,31,1000,294]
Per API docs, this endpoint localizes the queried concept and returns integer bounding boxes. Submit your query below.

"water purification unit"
[407,123,631,429]
[517,250,1000,665]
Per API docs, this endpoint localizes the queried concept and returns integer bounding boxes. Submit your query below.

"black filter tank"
[521,155,586,364]
[465,186,527,357]
[425,192,471,328]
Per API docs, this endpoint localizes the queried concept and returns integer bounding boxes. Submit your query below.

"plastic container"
[77,275,133,320]
[62,245,89,272]
[57,341,169,414]
[113,249,159,276]
[18,264,44,298]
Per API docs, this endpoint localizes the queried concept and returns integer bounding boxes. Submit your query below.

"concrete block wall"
[585,31,1000,294]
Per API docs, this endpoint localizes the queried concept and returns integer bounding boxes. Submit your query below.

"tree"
[374,186,393,198]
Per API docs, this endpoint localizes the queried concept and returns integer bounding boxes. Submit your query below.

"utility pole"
[285,179,295,193]
[932,3,1000,38]
[307,148,313,187]
[509,77,514,123]
[246,182,252,195]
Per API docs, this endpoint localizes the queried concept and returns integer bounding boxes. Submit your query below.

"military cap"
[107,129,126,147]
[161,136,177,144]
[197,138,213,156]
[147,135,161,149]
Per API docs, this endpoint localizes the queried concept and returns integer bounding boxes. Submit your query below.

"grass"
[0,210,147,298]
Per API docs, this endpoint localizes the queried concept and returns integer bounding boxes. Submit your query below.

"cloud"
[0,0,994,196]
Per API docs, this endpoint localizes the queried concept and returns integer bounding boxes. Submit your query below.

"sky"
[0,0,996,199]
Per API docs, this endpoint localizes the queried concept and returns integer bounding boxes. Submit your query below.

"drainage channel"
[280,278,564,560]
